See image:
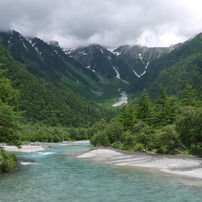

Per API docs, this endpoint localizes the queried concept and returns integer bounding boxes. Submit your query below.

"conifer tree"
[155,87,177,126]
[136,89,154,125]
[181,84,196,106]
[119,104,135,131]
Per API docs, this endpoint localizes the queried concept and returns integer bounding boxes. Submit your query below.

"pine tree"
[181,84,196,106]
[155,87,177,127]
[136,89,154,125]
[119,104,135,131]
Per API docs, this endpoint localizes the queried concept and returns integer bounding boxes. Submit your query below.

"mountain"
[0,30,104,99]
[113,45,171,77]
[68,43,181,82]
[1,29,202,116]
[67,44,136,84]
[0,31,133,100]
[132,33,202,99]
[0,42,102,126]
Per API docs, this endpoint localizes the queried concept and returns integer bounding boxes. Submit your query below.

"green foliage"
[154,87,178,126]
[0,150,16,173]
[176,106,202,147]
[90,86,202,155]
[19,124,71,142]
[180,84,197,106]
[106,118,124,144]
[111,141,123,149]
[120,131,136,150]
[133,143,145,152]
[136,89,154,125]
[0,74,20,146]
[119,104,135,131]
[154,125,179,154]
[0,103,20,145]
[90,119,107,134]
[68,127,88,140]
[132,121,153,148]
[19,123,91,143]
[0,44,101,127]
[0,77,19,109]
[90,130,109,146]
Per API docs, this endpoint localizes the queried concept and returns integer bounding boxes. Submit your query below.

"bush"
[90,131,109,146]
[154,125,179,154]
[0,150,17,173]
[133,143,145,152]
[120,131,136,150]
[111,141,123,149]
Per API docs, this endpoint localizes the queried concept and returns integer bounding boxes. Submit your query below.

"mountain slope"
[132,33,202,98]
[68,44,135,84]
[113,45,168,77]
[0,31,106,100]
[0,31,131,101]
[0,44,101,126]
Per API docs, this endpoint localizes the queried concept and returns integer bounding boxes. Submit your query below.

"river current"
[1,142,202,202]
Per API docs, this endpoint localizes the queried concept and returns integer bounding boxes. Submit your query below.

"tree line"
[90,85,202,155]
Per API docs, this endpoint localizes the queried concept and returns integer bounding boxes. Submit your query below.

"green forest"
[90,86,202,155]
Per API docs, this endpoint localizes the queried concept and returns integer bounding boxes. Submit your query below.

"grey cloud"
[0,0,202,48]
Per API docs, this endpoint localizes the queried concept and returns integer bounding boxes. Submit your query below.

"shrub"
[90,131,109,146]
[0,150,17,173]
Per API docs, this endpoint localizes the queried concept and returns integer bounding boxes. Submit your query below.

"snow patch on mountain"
[79,51,87,56]
[112,66,129,84]
[138,53,143,60]
[113,51,121,56]
[132,70,141,78]
[54,50,58,55]
[112,66,121,79]
[22,42,28,51]
[65,49,74,55]
[145,62,149,69]
[107,48,115,53]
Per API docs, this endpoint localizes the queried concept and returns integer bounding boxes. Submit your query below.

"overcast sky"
[0,0,202,48]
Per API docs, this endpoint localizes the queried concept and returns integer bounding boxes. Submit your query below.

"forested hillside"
[0,44,101,126]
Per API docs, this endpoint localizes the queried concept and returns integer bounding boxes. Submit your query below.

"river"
[1,142,202,202]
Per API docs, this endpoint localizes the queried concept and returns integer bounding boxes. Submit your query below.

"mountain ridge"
[1,29,202,102]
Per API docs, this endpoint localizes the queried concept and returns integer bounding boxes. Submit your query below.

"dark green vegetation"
[90,86,202,155]
[0,150,16,173]
[0,70,20,172]
[0,44,102,126]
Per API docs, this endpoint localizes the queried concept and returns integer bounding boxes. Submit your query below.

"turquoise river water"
[0,142,202,202]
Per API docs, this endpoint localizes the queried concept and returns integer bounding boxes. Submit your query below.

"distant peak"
[49,40,59,47]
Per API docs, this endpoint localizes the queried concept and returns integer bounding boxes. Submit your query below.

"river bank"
[77,148,202,180]
[3,142,202,180]
[2,141,90,153]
